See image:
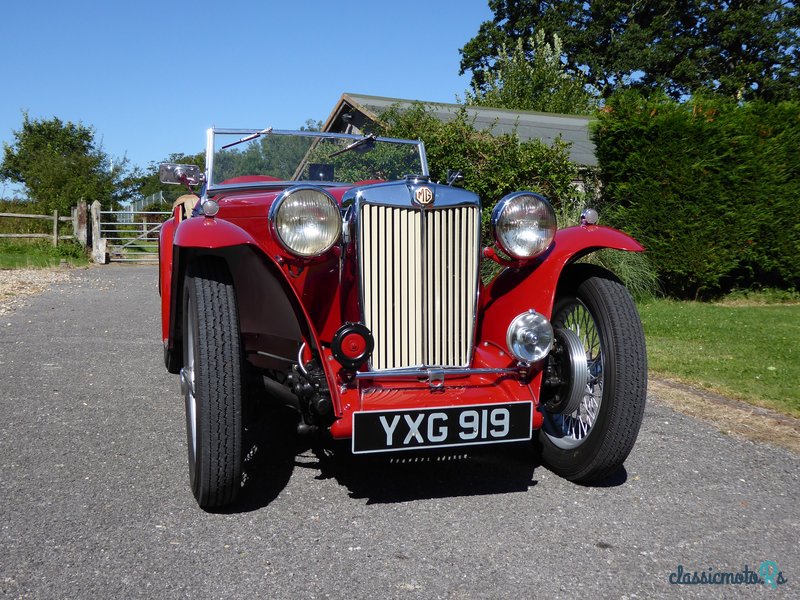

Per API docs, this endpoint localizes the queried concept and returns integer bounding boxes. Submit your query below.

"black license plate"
[352,401,532,454]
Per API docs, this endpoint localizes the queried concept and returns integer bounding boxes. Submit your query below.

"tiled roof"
[323,93,597,167]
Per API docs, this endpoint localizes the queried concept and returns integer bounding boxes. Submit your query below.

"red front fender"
[160,216,260,352]
[173,215,259,248]
[478,225,644,348]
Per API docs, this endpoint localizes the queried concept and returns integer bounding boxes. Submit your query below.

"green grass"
[0,240,89,269]
[639,297,800,417]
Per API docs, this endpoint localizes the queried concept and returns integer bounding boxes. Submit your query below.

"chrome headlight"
[270,186,341,257]
[491,192,556,260]
[507,310,553,363]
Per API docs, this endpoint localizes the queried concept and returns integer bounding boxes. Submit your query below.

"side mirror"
[446,169,465,187]
[159,163,205,186]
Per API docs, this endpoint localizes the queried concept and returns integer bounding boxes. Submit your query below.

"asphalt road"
[1,265,797,599]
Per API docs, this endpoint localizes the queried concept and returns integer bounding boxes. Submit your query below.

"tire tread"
[541,267,647,483]
[187,259,242,508]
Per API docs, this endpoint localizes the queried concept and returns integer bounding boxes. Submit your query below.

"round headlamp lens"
[506,310,554,363]
[492,192,557,259]
[273,187,341,257]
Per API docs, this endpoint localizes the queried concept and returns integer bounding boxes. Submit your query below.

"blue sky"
[1,0,493,187]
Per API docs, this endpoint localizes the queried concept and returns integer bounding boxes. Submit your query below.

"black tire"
[182,258,243,509]
[539,265,647,483]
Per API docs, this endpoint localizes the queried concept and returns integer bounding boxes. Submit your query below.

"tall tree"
[648,0,800,101]
[460,0,799,101]
[1,113,133,213]
[464,30,597,114]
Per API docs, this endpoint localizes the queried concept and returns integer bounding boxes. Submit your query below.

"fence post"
[52,210,59,247]
[90,201,107,264]
[74,200,88,248]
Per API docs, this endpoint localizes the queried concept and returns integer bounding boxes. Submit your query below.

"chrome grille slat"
[360,203,479,370]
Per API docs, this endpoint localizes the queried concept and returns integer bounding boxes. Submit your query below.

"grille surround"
[354,183,481,371]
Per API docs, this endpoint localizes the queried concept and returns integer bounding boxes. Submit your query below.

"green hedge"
[376,103,659,298]
[594,92,800,298]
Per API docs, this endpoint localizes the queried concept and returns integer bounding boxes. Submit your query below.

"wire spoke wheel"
[538,265,647,483]
[544,300,604,448]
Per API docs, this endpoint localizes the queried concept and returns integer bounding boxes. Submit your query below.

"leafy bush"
[0,198,76,241]
[377,103,580,236]
[594,91,800,298]
[0,239,86,268]
[556,195,660,301]
[0,199,85,268]
[721,288,800,305]
[378,102,659,298]
[581,250,660,302]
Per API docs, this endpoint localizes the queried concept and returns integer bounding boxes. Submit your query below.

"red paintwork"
[159,185,351,412]
[478,225,644,349]
[159,181,643,440]
[341,333,367,358]
[328,342,544,439]
[159,209,178,345]
[172,213,260,248]
[222,175,282,184]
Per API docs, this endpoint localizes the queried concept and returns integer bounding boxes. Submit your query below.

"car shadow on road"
[227,410,629,510]
[226,405,302,513]
[300,443,543,504]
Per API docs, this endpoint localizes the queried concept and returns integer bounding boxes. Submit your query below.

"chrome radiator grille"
[359,204,480,370]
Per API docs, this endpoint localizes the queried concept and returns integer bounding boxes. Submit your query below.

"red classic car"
[158,128,647,509]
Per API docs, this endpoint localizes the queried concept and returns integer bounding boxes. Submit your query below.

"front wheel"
[538,266,647,483]
[181,258,243,509]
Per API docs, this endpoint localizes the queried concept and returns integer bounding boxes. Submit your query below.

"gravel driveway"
[1,265,797,599]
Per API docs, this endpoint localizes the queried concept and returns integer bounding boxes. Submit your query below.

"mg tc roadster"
[158,128,647,509]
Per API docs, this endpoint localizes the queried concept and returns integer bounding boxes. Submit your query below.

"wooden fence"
[0,207,83,247]
[0,200,169,264]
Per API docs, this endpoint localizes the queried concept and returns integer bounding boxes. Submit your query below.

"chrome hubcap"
[543,300,604,449]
